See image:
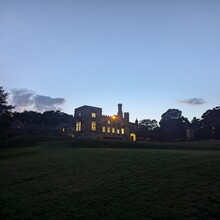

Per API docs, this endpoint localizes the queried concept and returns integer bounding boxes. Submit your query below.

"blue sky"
[1,0,220,122]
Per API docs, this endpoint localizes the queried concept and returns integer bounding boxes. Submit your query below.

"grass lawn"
[1,139,220,219]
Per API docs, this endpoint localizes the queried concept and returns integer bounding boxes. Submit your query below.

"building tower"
[117,103,123,118]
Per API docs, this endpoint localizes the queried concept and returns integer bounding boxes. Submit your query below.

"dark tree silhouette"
[14,110,74,126]
[42,110,74,126]
[191,117,202,129]
[12,110,74,136]
[159,109,189,141]
[14,111,42,124]
[138,119,158,139]
[201,106,220,139]
[0,87,14,145]
[190,117,205,140]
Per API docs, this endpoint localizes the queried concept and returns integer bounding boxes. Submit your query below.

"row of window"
[76,121,96,132]
[75,121,125,135]
[78,113,123,125]
[77,113,125,128]
[102,126,125,135]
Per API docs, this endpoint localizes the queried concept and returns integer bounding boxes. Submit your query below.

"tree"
[160,109,184,126]
[201,106,220,139]
[14,110,74,127]
[159,109,189,141]
[190,117,205,140]
[42,110,74,126]
[14,111,42,124]
[13,109,74,136]
[0,87,14,145]
[191,117,202,129]
[138,119,158,139]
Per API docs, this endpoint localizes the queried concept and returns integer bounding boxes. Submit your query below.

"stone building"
[73,104,138,141]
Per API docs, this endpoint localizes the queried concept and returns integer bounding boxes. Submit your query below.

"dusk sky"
[1,0,220,122]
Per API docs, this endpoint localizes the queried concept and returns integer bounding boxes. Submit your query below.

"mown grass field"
[1,138,220,219]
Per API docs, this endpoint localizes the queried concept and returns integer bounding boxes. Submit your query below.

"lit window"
[107,120,111,125]
[107,127,111,133]
[91,121,96,131]
[112,127,115,133]
[117,129,120,134]
[102,126,106,133]
[121,128,125,134]
[76,121,82,132]
[92,112,96,118]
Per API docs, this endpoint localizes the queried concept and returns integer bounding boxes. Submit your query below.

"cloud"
[34,95,65,111]
[178,98,206,105]
[10,88,65,112]
[10,89,35,111]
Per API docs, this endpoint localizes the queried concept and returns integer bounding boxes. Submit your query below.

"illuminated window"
[91,121,96,131]
[92,112,96,118]
[107,120,111,125]
[121,128,125,134]
[102,126,106,133]
[76,121,81,132]
[107,127,111,133]
[117,129,120,134]
[112,127,115,133]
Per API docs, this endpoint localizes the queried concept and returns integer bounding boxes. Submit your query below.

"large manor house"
[73,104,138,141]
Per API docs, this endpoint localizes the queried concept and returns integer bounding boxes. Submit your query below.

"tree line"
[138,107,220,141]
[1,86,220,144]
[13,110,74,127]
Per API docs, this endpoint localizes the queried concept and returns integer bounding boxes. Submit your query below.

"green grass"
[1,139,220,219]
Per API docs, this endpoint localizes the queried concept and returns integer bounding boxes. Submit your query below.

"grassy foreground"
[1,139,220,219]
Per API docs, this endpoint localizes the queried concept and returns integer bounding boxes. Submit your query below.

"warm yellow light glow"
[107,120,111,124]
[62,128,65,132]
[91,121,96,131]
[92,112,96,118]
[121,128,125,134]
[117,129,120,134]
[130,133,136,141]
[112,115,116,119]
[102,126,106,133]
[76,121,82,132]
[107,127,110,133]
[112,127,115,133]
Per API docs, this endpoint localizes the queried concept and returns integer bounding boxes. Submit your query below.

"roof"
[75,105,102,111]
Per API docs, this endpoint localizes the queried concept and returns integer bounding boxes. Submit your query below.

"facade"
[73,104,138,141]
